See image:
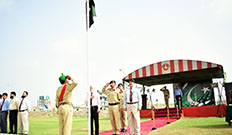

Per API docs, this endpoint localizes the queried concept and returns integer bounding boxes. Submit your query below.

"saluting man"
[56,73,78,135]
[18,91,31,135]
[160,86,170,108]
[123,79,142,135]
[102,80,120,135]
[117,83,127,133]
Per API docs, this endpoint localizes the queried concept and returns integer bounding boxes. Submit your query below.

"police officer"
[56,73,78,135]
[160,86,170,108]
[102,80,120,135]
[117,83,127,132]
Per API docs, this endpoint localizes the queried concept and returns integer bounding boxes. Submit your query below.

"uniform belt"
[9,109,18,111]
[59,102,73,107]
[108,102,119,106]
[127,102,138,104]
[19,109,28,112]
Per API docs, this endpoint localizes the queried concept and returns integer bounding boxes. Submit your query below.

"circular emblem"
[162,63,170,71]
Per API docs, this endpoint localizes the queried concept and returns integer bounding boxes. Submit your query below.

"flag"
[89,0,96,28]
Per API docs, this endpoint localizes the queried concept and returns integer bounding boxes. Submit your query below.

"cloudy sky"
[0,0,231,106]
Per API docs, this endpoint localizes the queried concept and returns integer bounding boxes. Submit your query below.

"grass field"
[28,116,149,135]
[29,116,88,135]
[27,116,231,135]
[150,117,232,135]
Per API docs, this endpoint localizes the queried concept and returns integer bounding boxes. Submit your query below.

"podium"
[142,94,147,110]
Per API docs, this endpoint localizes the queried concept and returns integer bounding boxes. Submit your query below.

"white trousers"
[127,104,140,134]
[19,111,29,134]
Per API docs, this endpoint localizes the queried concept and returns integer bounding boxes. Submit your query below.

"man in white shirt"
[9,91,19,134]
[123,79,142,135]
[18,91,31,135]
[149,89,156,108]
[85,85,101,135]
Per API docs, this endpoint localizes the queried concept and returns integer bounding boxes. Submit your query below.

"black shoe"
[8,132,13,134]
[120,129,127,132]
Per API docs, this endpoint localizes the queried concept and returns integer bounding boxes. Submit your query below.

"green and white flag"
[89,0,96,28]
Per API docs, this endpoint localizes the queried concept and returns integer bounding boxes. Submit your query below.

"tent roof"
[123,59,224,86]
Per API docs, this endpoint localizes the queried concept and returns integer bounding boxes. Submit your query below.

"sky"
[0,0,231,106]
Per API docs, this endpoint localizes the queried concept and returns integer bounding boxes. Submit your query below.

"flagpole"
[85,0,90,135]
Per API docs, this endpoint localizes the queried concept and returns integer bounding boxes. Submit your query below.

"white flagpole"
[85,0,90,135]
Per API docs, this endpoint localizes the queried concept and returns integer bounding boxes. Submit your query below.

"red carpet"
[99,117,178,135]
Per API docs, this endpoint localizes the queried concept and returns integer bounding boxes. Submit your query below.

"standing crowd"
[0,91,31,135]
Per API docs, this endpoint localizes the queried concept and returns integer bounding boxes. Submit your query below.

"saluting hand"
[105,83,110,87]
[66,75,71,80]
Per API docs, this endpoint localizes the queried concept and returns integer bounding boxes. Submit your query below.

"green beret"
[59,73,66,83]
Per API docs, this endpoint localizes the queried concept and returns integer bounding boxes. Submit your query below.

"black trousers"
[9,110,18,133]
[0,111,8,133]
[91,106,99,135]
[175,95,182,108]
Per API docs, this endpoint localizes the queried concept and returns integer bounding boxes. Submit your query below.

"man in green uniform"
[102,80,120,135]
[56,73,78,135]
[160,86,170,108]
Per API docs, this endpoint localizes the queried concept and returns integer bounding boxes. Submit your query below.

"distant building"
[37,96,52,110]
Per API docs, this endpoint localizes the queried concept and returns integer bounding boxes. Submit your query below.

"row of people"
[90,79,141,135]
[0,91,31,135]
[55,73,183,135]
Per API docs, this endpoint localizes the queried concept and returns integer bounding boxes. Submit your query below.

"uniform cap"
[110,80,116,84]
[59,73,66,83]
[118,83,123,87]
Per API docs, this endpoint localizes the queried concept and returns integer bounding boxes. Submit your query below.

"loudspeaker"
[225,83,232,105]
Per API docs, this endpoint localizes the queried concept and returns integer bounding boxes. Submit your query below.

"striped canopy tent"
[123,59,224,86]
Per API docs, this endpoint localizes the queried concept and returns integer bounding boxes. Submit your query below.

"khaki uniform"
[102,86,120,134]
[56,79,77,135]
[160,88,170,108]
[118,89,127,129]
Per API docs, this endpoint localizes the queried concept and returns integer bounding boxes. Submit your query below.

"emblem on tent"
[162,63,170,71]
